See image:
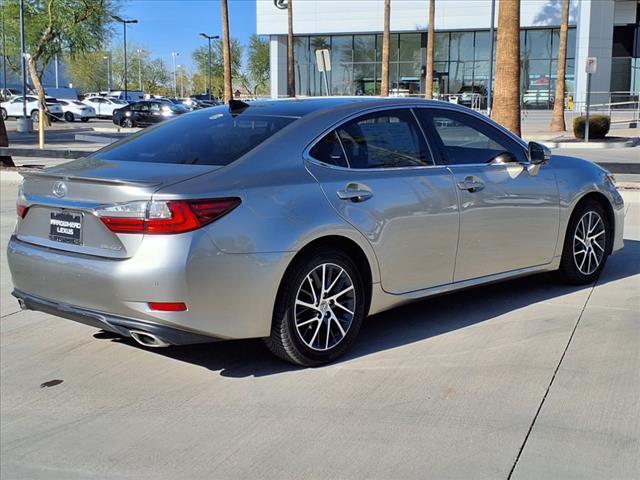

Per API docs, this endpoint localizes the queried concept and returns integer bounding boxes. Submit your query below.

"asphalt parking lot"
[1,179,638,479]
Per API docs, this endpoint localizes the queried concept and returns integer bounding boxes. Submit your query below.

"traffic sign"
[585,57,597,74]
[315,49,331,72]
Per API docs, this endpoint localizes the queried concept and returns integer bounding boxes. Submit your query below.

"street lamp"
[136,48,143,91]
[171,52,179,98]
[177,64,184,97]
[111,15,138,101]
[18,0,30,132]
[199,33,219,100]
[103,55,111,92]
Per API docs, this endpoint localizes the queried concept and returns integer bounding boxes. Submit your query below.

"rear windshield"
[92,108,298,166]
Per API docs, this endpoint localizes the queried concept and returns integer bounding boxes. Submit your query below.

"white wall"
[257,0,579,36]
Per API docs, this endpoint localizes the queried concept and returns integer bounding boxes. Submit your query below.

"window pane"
[415,109,521,165]
[294,36,310,64]
[435,32,449,62]
[450,32,474,62]
[399,33,421,63]
[525,29,552,59]
[337,109,430,168]
[354,35,376,62]
[522,59,552,108]
[309,131,349,167]
[330,36,354,95]
[94,110,297,166]
[295,62,310,96]
[376,33,399,62]
[474,31,492,61]
[397,63,421,95]
[354,63,376,95]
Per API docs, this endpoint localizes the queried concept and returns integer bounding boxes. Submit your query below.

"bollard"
[38,106,44,149]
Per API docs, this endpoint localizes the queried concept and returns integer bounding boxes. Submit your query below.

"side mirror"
[528,141,551,165]
[489,151,518,164]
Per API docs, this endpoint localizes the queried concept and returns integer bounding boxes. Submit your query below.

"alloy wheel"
[573,211,606,276]
[294,263,356,352]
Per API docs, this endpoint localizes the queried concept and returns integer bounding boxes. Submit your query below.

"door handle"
[457,177,484,192]
[337,184,373,202]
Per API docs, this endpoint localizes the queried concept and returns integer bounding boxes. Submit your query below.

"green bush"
[573,115,610,140]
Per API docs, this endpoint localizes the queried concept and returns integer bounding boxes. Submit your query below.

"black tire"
[81,117,89,123]
[64,111,74,122]
[30,110,39,123]
[265,248,367,366]
[121,118,134,128]
[1,108,7,120]
[558,200,610,285]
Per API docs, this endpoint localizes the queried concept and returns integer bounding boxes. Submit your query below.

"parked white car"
[56,99,96,122]
[1,95,63,122]
[82,96,128,118]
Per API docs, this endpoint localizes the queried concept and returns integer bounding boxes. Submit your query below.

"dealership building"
[257,0,640,108]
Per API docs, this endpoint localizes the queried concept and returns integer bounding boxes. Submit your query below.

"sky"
[111,0,258,71]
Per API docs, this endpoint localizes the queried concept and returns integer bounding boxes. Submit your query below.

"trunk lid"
[16,158,220,258]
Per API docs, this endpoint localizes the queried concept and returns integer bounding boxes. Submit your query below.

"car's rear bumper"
[13,289,217,345]
[7,235,295,340]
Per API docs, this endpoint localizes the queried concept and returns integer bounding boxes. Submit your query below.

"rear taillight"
[16,204,29,219]
[96,198,240,234]
[148,302,187,312]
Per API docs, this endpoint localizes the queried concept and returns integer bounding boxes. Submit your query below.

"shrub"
[573,115,610,140]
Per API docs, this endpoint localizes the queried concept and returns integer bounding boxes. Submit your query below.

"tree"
[246,35,269,96]
[425,0,435,99]
[192,38,243,99]
[0,115,14,168]
[380,0,390,96]
[220,0,232,103]
[3,0,115,126]
[491,0,521,136]
[286,0,294,97]
[550,0,570,132]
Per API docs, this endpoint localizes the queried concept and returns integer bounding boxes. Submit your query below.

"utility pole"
[103,55,111,92]
[2,3,8,97]
[18,0,31,132]
[199,33,219,100]
[136,49,143,91]
[111,16,138,101]
[171,52,179,97]
[54,54,59,88]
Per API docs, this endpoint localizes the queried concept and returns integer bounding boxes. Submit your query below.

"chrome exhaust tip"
[17,298,27,310]
[129,330,170,348]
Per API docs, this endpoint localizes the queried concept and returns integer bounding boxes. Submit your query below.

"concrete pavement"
[0,183,638,479]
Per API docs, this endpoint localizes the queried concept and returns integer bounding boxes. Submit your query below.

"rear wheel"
[64,112,74,122]
[30,110,39,123]
[265,248,366,366]
[558,200,610,284]
[1,108,7,120]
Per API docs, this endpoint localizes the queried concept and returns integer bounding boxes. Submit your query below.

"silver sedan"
[7,98,625,365]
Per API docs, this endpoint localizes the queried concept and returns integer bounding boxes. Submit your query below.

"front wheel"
[558,200,610,284]
[64,112,74,122]
[1,108,7,120]
[80,117,89,123]
[120,118,134,128]
[265,248,366,366]
[30,110,39,123]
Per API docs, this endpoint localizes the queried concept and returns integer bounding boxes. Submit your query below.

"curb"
[539,137,639,149]
[91,126,141,134]
[0,169,23,186]
[75,133,123,144]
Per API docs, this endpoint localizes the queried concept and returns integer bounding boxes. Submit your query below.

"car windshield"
[92,108,298,166]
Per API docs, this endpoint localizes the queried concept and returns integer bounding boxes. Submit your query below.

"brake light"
[148,302,187,312]
[97,198,240,234]
[16,204,29,219]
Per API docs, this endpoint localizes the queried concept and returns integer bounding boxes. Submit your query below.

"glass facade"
[293,27,576,109]
[610,23,640,105]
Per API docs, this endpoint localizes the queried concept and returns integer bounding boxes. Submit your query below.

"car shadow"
[94,239,640,378]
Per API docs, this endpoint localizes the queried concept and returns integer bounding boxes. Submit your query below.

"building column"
[574,0,615,109]
[269,35,288,99]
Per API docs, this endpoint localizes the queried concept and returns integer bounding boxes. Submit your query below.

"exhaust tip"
[17,298,27,310]
[129,330,170,348]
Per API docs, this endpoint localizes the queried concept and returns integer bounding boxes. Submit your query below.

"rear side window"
[336,109,431,169]
[309,131,349,167]
[92,108,297,166]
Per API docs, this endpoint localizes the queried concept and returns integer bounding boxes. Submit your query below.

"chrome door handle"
[337,186,373,202]
[457,178,484,192]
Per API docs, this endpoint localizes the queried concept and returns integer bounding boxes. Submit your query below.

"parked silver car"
[8,98,624,365]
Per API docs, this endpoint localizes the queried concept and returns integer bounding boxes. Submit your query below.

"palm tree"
[287,0,295,97]
[380,0,391,96]
[425,0,435,99]
[491,0,521,136]
[220,0,233,102]
[550,0,570,131]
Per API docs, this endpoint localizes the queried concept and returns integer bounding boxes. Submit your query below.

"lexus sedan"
[56,99,96,122]
[112,100,188,128]
[7,98,624,366]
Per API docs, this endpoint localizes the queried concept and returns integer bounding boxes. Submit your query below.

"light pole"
[111,15,138,101]
[171,52,179,97]
[1,2,7,97]
[103,55,111,92]
[18,0,31,132]
[136,48,143,91]
[177,65,184,97]
[199,33,219,100]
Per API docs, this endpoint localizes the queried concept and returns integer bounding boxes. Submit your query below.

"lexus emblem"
[52,181,67,198]
[274,0,288,9]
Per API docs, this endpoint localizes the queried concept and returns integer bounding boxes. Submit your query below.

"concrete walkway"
[1,181,638,478]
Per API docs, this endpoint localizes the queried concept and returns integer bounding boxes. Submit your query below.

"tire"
[121,118,134,128]
[64,112,74,122]
[81,117,89,123]
[1,108,7,120]
[30,110,39,123]
[558,200,610,285]
[265,248,366,366]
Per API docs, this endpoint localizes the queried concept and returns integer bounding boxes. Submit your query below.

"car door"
[86,98,102,116]
[415,108,560,282]
[148,102,164,124]
[306,107,460,294]
[7,97,22,116]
